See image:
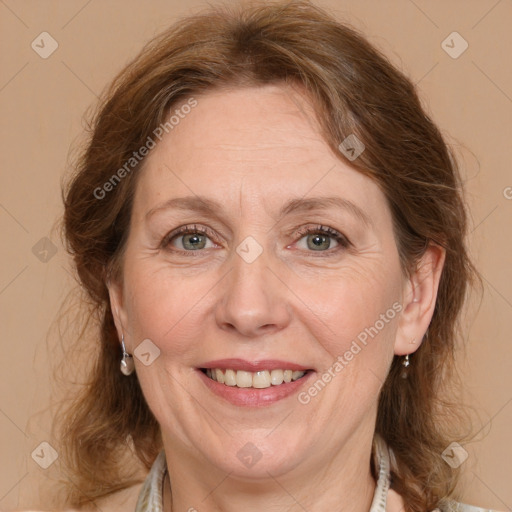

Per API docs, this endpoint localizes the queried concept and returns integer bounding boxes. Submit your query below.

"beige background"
[0,0,511,510]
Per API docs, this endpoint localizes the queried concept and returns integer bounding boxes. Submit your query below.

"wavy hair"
[58,1,480,510]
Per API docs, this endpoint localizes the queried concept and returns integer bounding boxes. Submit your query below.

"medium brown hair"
[59,1,479,510]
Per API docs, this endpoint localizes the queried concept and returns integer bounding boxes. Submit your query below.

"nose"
[214,245,292,338]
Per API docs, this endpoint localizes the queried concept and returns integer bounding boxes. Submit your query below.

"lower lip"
[196,369,314,407]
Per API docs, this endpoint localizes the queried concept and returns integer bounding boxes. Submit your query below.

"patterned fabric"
[134,450,166,512]
[134,436,498,511]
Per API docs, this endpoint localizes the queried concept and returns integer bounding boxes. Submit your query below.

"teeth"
[224,369,237,386]
[215,368,225,384]
[236,370,253,388]
[270,369,284,385]
[204,368,307,388]
[253,370,271,389]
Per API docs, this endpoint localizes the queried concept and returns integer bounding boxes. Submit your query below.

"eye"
[161,224,350,255]
[162,224,217,252]
[294,225,350,253]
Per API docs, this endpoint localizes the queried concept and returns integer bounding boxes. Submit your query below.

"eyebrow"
[145,195,373,228]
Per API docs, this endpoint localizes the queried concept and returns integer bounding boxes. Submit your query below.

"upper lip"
[199,358,313,372]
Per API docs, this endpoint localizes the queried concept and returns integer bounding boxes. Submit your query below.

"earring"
[120,335,135,376]
[400,354,410,379]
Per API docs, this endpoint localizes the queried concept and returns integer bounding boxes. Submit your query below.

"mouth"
[196,358,315,407]
[200,367,312,389]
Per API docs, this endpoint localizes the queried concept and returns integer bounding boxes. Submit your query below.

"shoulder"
[86,483,144,512]
[437,498,501,512]
[7,510,81,512]
[12,483,144,512]
[387,488,499,512]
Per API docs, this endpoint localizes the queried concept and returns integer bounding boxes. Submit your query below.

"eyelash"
[294,225,351,253]
[161,224,351,256]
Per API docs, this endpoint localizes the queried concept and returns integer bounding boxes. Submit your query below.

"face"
[109,84,439,481]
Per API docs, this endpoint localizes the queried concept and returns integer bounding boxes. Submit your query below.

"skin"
[108,83,445,512]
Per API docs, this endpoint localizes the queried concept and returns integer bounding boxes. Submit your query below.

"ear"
[394,243,446,356]
[107,275,129,345]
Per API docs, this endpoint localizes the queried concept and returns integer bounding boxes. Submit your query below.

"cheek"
[294,261,402,366]
[122,262,206,359]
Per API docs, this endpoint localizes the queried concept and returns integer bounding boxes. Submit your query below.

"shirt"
[134,435,498,512]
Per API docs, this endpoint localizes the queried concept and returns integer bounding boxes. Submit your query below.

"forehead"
[159,84,329,168]
[134,84,387,221]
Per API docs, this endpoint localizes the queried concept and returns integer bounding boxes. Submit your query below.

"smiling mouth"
[200,368,312,389]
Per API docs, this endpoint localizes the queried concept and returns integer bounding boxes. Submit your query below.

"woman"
[56,1,495,511]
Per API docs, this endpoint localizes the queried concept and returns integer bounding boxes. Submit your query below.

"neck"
[162,431,378,512]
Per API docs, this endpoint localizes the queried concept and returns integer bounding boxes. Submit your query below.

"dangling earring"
[400,354,410,379]
[120,335,135,376]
